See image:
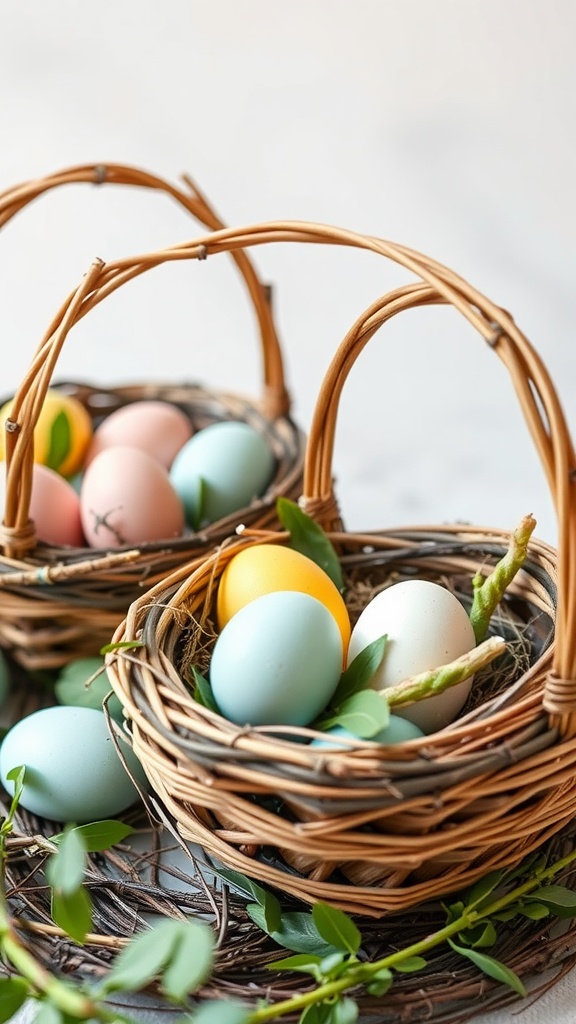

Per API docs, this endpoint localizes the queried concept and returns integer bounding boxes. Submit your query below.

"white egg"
[347,579,476,733]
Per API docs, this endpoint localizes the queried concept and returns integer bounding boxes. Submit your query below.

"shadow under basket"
[0,164,305,671]
[102,221,576,915]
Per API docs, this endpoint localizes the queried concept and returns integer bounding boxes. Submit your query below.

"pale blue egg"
[0,706,146,823]
[170,421,276,529]
[209,591,343,727]
[310,716,424,749]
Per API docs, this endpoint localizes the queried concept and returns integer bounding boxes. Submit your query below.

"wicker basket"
[0,173,305,670]
[98,222,576,916]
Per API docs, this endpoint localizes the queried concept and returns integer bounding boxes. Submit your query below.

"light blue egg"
[0,706,146,823]
[311,716,424,749]
[170,421,276,529]
[209,591,343,727]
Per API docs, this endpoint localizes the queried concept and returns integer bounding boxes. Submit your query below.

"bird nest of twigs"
[3,669,576,1024]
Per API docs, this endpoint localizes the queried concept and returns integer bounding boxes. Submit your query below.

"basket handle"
[5,219,575,729]
[0,161,288,418]
[299,274,576,733]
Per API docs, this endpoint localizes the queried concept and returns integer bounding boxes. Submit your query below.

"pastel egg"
[0,388,93,478]
[347,579,476,734]
[170,421,276,529]
[209,591,343,727]
[310,717,424,749]
[79,445,184,547]
[216,543,351,657]
[0,706,145,823]
[85,400,193,469]
[0,461,84,547]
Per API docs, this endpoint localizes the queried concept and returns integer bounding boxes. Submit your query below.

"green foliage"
[190,665,219,713]
[330,636,387,704]
[189,1003,250,1024]
[277,497,344,592]
[97,918,214,1001]
[311,904,361,955]
[46,411,71,472]
[313,637,389,737]
[313,689,389,738]
[99,640,144,655]
[50,820,136,853]
[448,940,526,996]
[0,977,29,1022]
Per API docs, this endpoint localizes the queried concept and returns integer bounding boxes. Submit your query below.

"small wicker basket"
[105,220,576,917]
[0,169,305,670]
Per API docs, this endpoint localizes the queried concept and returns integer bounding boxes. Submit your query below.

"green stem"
[245,844,576,1024]
[469,514,536,644]
[383,635,506,707]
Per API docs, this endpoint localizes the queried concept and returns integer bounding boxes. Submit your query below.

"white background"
[1,2,576,1021]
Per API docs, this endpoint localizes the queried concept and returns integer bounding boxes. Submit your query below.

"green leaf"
[316,690,389,739]
[458,921,497,949]
[365,966,393,996]
[327,998,359,1024]
[319,951,349,978]
[249,906,337,956]
[99,919,182,995]
[465,869,506,909]
[0,977,30,1022]
[45,828,86,895]
[529,885,576,917]
[32,1003,64,1024]
[393,955,428,972]
[191,666,220,713]
[216,866,282,931]
[312,902,361,955]
[45,410,71,471]
[100,640,144,654]
[267,953,323,980]
[189,1003,250,1024]
[518,902,550,921]
[331,636,388,704]
[161,920,215,1001]
[51,886,93,945]
[277,497,344,591]
[50,820,136,853]
[4,765,25,826]
[448,940,526,996]
[300,1005,334,1024]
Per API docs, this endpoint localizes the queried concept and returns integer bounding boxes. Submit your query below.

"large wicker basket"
[0,172,305,670]
[104,220,576,917]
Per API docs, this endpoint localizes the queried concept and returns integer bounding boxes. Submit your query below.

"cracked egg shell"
[79,444,184,547]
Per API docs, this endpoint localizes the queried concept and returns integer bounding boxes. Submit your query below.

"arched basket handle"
[0,161,288,418]
[299,276,576,735]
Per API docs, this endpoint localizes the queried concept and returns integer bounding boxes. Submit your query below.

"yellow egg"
[0,389,93,478]
[216,543,351,657]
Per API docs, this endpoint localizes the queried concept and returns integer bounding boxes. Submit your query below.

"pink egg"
[85,400,193,469]
[80,445,185,548]
[0,461,84,547]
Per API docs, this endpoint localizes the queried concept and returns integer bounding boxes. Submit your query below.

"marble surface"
[1,1,576,1020]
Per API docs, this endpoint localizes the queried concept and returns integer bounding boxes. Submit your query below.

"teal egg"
[210,591,343,727]
[311,716,424,749]
[170,421,276,529]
